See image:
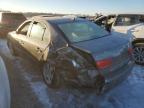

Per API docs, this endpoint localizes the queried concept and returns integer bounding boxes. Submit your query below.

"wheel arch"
[132,38,144,47]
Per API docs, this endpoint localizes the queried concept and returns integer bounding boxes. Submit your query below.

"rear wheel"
[132,44,144,65]
[43,62,61,88]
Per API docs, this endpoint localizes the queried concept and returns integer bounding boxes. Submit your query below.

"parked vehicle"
[0,56,10,108]
[0,12,26,37]
[95,14,144,65]
[7,16,133,94]
[94,14,116,32]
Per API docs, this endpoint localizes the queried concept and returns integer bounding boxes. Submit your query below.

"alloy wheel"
[132,47,144,64]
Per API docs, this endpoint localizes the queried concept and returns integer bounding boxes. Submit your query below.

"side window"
[18,22,31,35]
[30,22,46,41]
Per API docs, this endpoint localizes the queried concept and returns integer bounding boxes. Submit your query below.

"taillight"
[128,48,133,55]
[96,58,112,69]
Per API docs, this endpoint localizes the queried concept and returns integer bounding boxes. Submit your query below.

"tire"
[7,41,16,56]
[132,44,144,65]
[43,62,61,88]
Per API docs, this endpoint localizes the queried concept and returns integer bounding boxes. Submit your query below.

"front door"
[14,21,33,57]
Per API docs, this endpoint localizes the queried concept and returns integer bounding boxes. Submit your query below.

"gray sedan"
[7,16,133,94]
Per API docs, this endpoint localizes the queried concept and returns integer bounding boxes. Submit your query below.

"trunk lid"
[72,33,130,70]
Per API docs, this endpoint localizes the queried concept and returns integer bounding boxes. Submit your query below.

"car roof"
[31,15,86,24]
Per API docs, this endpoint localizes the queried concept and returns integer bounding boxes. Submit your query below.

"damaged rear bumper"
[102,60,134,93]
[66,60,134,94]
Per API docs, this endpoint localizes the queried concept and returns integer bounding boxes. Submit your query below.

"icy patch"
[106,65,144,108]
[22,71,113,108]
[14,59,53,108]
[128,65,144,84]
[0,39,14,59]
[15,57,144,108]
[23,72,53,108]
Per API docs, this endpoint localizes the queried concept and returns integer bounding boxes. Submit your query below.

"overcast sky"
[0,0,144,15]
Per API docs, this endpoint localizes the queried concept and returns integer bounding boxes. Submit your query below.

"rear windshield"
[57,21,109,43]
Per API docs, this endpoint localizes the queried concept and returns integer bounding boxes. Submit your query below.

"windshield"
[57,21,109,43]
[114,15,143,26]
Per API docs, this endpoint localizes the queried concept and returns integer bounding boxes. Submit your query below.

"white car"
[111,14,144,39]
[95,14,144,65]
[0,56,10,108]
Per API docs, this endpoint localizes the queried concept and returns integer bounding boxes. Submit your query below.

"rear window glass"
[58,21,109,43]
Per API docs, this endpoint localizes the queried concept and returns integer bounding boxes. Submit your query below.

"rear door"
[23,21,50,61]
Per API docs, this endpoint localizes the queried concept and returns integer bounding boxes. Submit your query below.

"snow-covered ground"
[107,65,144,108]
[14,52,144,108]
[1,39,144,108]
[21,65,144,108]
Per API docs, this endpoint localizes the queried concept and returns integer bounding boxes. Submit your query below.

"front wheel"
[132,45,144,65]
[43,62,61,88]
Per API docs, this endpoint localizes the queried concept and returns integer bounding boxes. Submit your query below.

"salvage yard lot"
[0,38,144,108]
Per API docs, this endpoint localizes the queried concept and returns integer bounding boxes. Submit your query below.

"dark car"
[0,12,26,37]
[7,16,133,94]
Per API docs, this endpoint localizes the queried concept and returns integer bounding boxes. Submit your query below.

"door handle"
[36,47,42,53]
